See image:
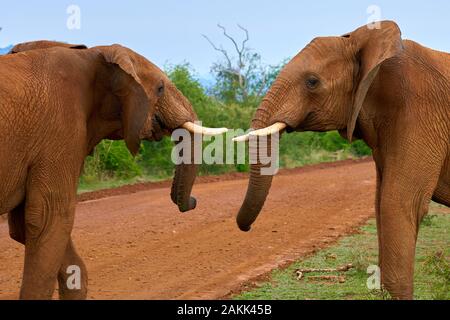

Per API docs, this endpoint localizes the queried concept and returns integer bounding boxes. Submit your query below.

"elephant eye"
[157,84,164,97]
[306,77,320,90]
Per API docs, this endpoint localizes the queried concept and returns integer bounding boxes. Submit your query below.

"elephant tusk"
[232,134,251,142]
[182,122,228,136]
[232,122,287,142]
[250,122,287,137]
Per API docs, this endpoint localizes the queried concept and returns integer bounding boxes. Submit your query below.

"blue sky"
[1,1,449,77]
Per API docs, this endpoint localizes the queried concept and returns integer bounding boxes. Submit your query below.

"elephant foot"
[58,287,88,300]
[383,282,414,300]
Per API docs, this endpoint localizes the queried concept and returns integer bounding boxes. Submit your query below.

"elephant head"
[10,41,227,213]
[233,21,403,231]
[93,44,228,212]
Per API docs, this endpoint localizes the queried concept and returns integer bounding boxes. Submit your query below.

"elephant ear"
[345,21,403,142]
[9,40,87,54]
[99,44,152,156]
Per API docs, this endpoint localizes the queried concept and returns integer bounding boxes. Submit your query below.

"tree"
[165,63,208,108]
[203,24,282,106]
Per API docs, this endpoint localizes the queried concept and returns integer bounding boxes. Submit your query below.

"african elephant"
[233,21,450,299]
[0,41,225,299]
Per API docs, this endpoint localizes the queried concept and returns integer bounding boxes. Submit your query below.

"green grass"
[77,175,167,193]
[235,205,450,300]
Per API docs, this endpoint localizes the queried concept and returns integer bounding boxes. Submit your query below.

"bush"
[320,131,349,152]
[139,138,174,178]
[82,140,141,182]
[350,140,372,156]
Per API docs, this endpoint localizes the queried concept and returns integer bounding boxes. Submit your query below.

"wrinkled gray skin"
[237,21,450,299]
[0,41,199,299]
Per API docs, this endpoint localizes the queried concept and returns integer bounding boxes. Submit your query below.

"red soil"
[0,158,376,299]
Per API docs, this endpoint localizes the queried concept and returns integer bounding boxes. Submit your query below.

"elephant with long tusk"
[233,21,450,300]
[0,40,226,299]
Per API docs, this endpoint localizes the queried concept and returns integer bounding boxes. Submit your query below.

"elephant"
[0,40,226,299]
[233,21,450,299]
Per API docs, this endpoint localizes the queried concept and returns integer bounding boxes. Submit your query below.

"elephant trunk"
[171,162,198,212]
[236,136,275,231]
[236,92,282,232]
[171,133,198,212]
[235,81,295,231]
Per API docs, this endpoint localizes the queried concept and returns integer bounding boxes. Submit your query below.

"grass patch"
[77,175,168,193]
[235,205,449,300]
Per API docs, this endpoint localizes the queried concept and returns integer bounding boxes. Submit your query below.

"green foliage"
[321,131,349,152]
[82,140,141,182]
[166,63,208,108]
[421,251,450,299]
[350,140,372,157]
[210,53,284,106]
[139,138,174,178]
[421,214,438,227]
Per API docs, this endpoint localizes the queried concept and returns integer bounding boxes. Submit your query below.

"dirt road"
[0,159,376,299]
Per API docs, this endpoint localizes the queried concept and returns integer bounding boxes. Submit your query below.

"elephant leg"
[20,170,77,300]
[373,157,383,269]
[21,217,74,299]
[377,165,440,299]
[378,200,418,299]
[9,164,87,299]
[9,203,87,299]
[8,201,26,244]
[57,239,88,300]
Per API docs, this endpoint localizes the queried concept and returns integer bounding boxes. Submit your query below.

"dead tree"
[203,24,271,103]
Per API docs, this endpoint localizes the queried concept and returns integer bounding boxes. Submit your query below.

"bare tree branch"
[204,24,271,102]
[217,24,249,98]
[256,74,268,98]
[237,24,249,53]
[217,24,242,58]
[202,34,233,70]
